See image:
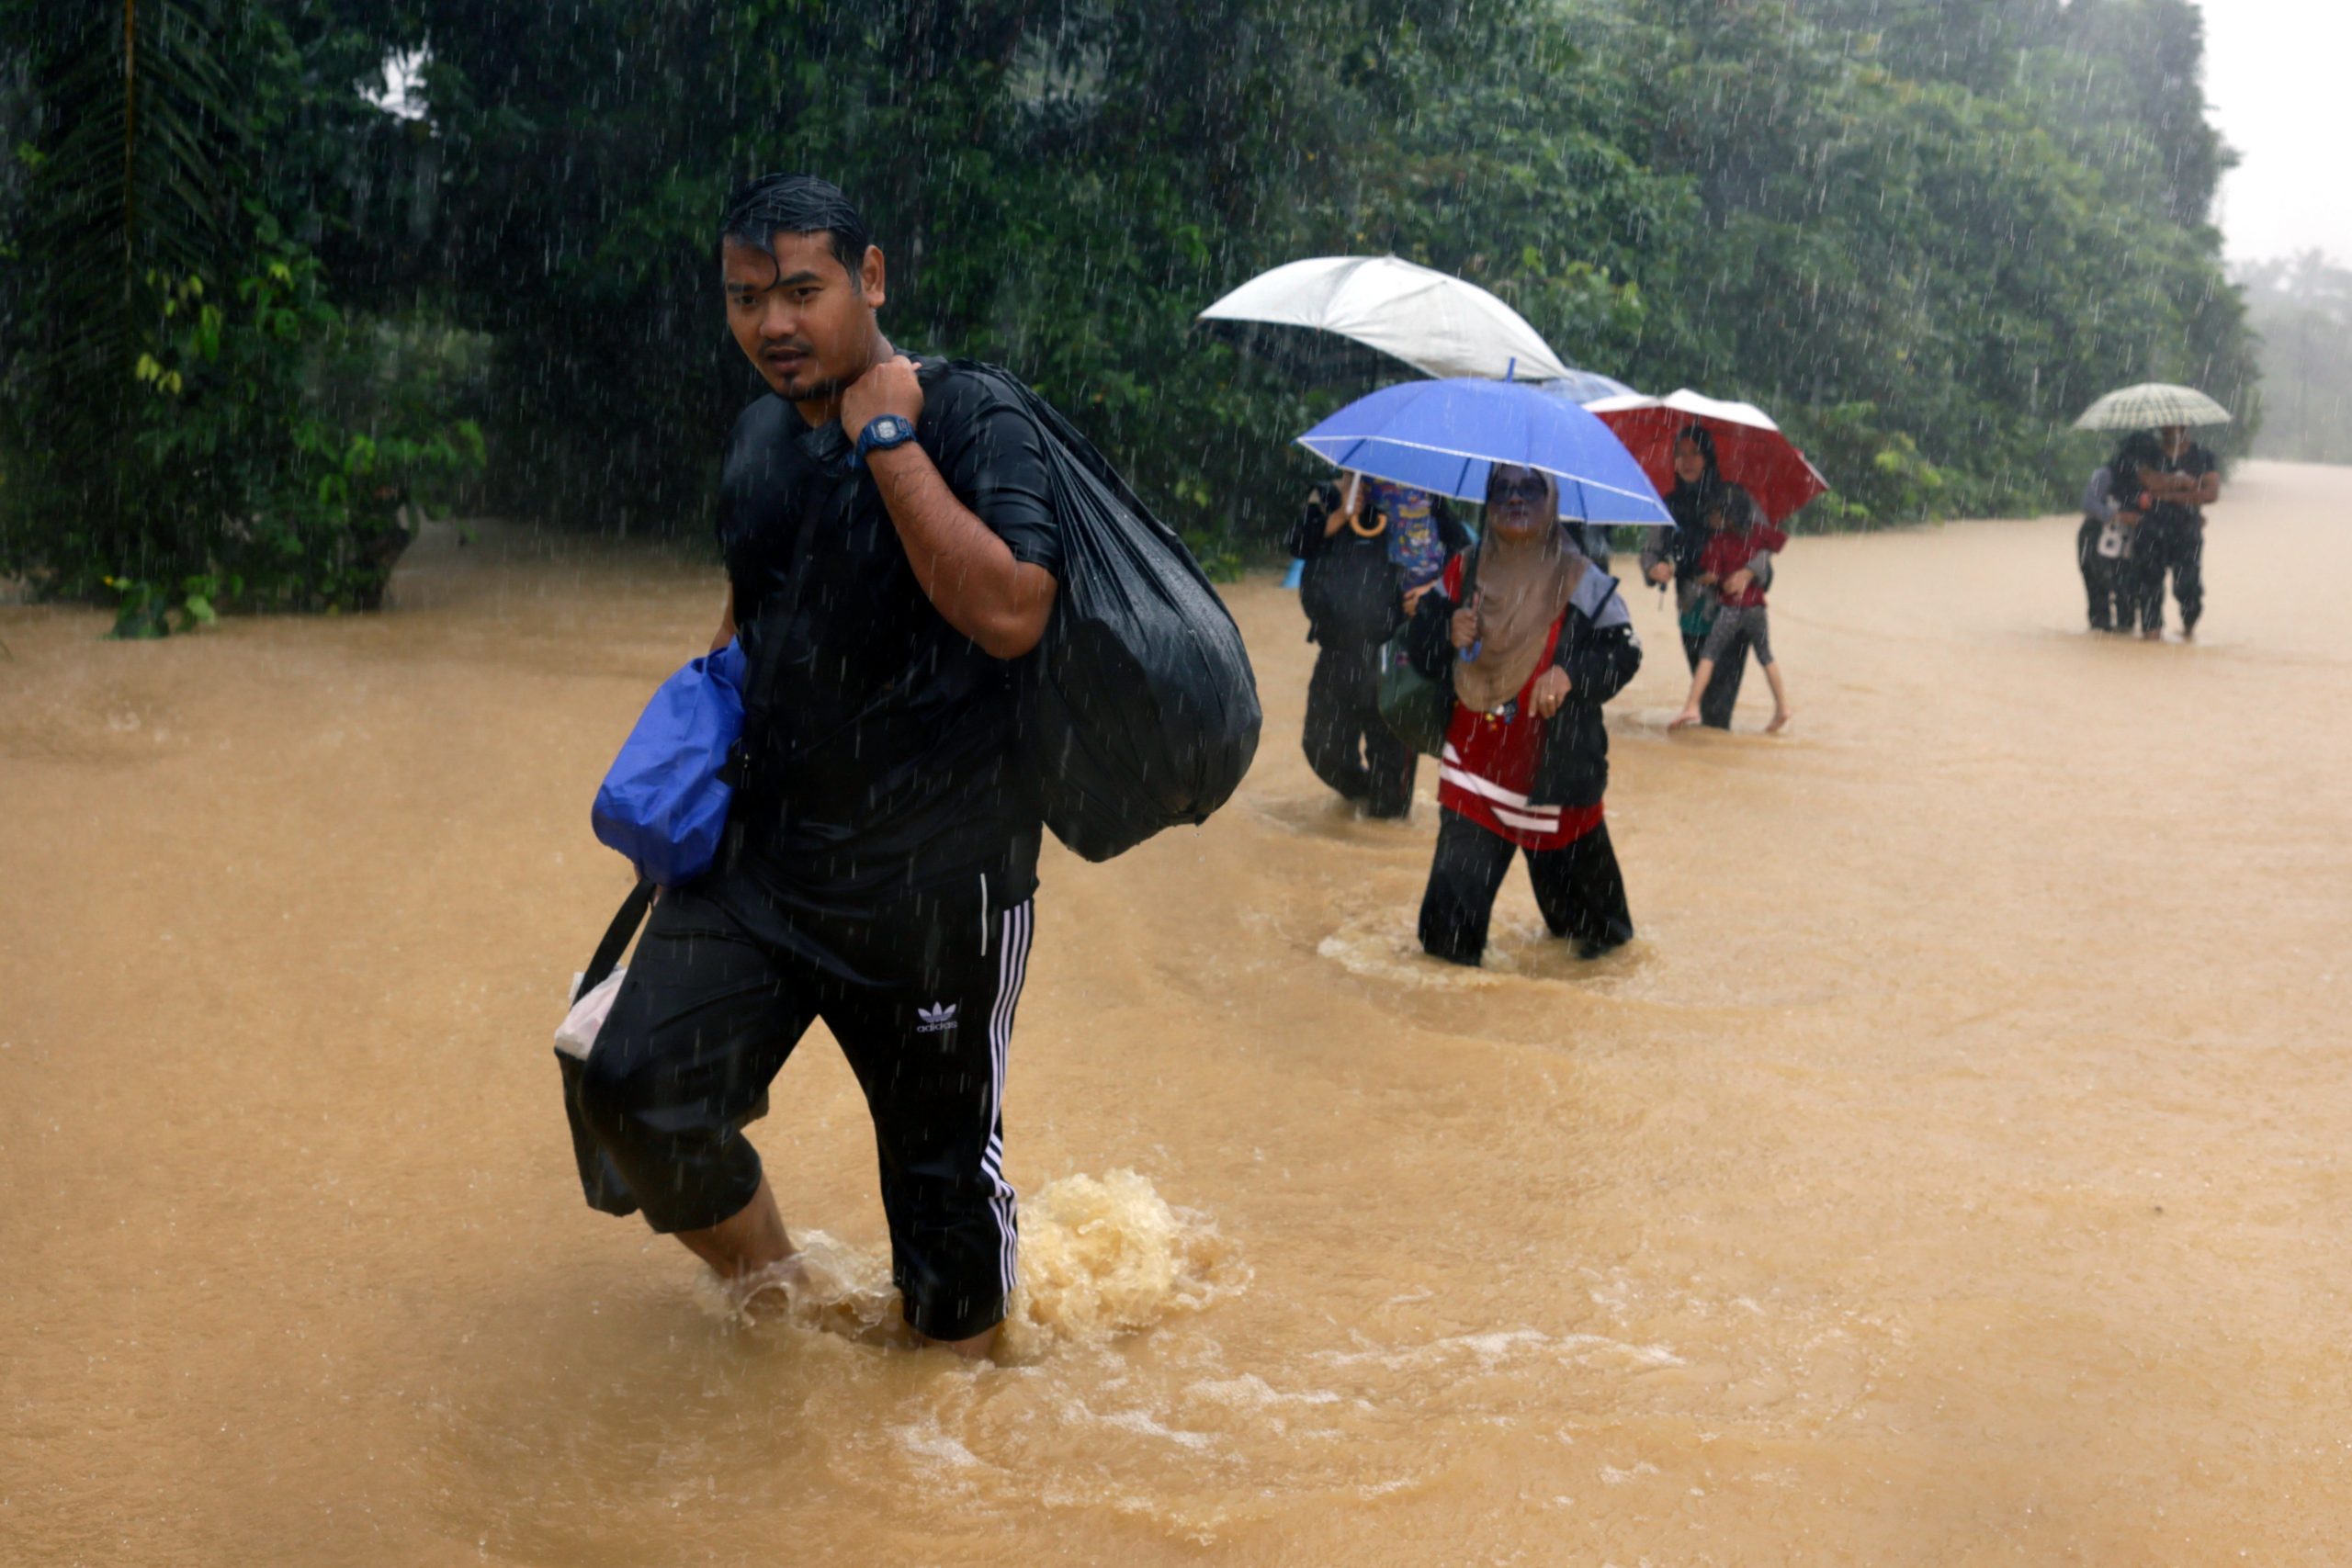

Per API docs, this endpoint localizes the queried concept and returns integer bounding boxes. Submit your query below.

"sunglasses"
[1491,475,1549,502]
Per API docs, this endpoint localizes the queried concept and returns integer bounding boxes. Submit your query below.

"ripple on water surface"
[1317,906,1653,990]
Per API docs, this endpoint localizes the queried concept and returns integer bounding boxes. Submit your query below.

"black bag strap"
[579,878,655,997]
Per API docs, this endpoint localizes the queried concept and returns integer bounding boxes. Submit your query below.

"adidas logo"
[915,1001,959,1035]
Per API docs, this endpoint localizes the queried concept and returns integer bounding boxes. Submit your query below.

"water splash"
[997,1168,1245,1363]
[701,1169,1244,1363]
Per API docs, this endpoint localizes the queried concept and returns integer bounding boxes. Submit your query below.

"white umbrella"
[2073,383,2233,432]
[1197,255,1576,384]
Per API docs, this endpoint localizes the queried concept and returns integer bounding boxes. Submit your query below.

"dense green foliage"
[2239,253,2352,465]
[2,0,2259,623]
[1616,0,2256,520]
[0,0,484,631]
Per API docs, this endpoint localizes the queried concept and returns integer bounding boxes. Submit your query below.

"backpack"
[1298,536,1402,649]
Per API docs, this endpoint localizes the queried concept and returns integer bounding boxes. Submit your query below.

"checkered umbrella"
[2073,383,2233,432]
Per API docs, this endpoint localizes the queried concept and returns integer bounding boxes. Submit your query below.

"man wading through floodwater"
[577,175,1067,1358]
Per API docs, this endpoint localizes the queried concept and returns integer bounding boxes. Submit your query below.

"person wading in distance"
[576,174,1068,1359]
[2132,423,2222,640]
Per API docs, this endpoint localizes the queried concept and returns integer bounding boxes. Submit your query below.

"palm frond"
[14,0,248,554]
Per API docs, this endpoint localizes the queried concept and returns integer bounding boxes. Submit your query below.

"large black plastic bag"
[941,361,1261,861]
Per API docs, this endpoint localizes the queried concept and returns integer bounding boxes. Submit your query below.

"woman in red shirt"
[1399,464,1645,966]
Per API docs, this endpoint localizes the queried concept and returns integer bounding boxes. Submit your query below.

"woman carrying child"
[1401,464,1643,967]
[1668,489,1792,733]
[1640,425,1771,728]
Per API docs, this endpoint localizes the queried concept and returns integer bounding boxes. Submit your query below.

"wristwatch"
[854,413,918,468]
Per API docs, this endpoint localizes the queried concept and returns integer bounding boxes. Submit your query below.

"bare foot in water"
[1668,707,1703,731]
[727,1254,923,1348]
[730,1256,812,1321]
[1766,707,1793,734]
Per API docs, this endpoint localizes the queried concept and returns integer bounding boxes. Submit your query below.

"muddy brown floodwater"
[4,461,2350,1565]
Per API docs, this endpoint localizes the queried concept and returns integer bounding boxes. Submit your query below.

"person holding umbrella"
[1595,392,1824,729]
[1668,489,1793,734]
[2134,423,2222,640]
[1286,470,1469,818]
[1637,426,1775,727]
[1399,464,1643,966]
[2070,383,2231,641]
[1293,377,1668,963]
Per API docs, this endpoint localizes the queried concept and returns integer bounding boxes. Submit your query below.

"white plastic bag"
[555,969,627,1061]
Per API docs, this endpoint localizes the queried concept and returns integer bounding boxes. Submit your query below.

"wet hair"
[2114,431,2165,469]
[718,174,873,281]
[1673,423,1721,482]
[1702,486,1758,528]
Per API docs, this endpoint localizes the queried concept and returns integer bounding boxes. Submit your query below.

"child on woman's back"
[1668,495,1792,734]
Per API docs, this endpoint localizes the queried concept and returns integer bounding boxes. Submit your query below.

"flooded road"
[5,461,2349,1564]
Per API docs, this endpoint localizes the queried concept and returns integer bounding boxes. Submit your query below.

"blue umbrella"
[1296,378,1672,527]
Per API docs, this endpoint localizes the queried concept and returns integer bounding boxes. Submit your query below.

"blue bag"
[591,641,748,887]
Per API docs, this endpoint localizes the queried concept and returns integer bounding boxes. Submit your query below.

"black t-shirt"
[2144,443,2216,536]
[715,362,1061,911]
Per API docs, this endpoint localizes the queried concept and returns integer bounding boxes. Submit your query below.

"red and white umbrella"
[1583,389,1829,525]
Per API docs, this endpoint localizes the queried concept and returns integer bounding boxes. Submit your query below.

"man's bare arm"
[843,355,1057,660]
[865,444,1057,658]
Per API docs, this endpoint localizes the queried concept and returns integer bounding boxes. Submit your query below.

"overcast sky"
[2200,1,2351,265]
